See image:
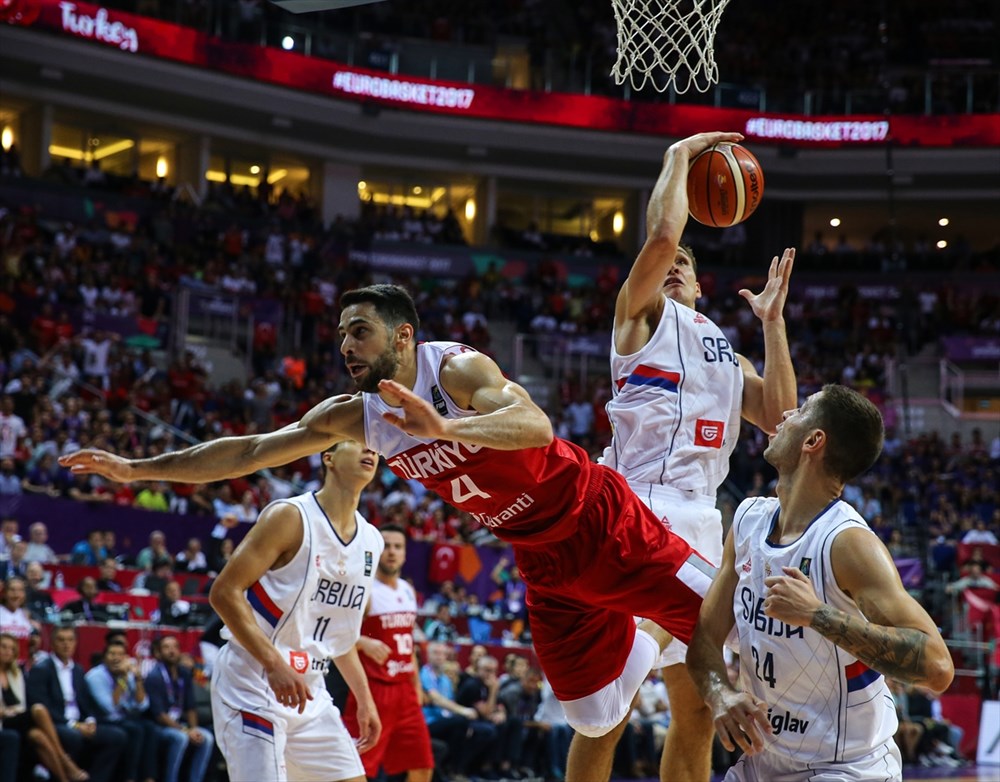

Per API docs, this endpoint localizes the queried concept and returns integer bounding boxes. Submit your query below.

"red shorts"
[343,679,434,777]
[516,464,712,701]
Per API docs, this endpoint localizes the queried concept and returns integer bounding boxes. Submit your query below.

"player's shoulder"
[734,495,778,525]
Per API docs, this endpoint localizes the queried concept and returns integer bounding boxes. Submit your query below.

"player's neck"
[314,484,361,539]
[773,469,841,541]
[376,572,399,588]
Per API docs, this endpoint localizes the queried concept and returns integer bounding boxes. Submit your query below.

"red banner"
[7,0,1000,148]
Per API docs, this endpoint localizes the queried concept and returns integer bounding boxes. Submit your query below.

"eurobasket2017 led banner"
[7,0,1000,148]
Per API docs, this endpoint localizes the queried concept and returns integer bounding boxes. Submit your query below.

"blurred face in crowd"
[0,634,18,668]
[426,642,449,670]
[163,581,181,601]
[1,519,17,542]
[338,303,402,393]
[2,578,25,609]
[10,541,26,562]
[467,644,487,670]
[157,636,180,665]
[52,628,77,663]
[99,559,117,582]
[87,530,103,550]
[78,577,98,600]
[378,530,407,578]
[25,562,44,588]
[103,643,127,675]
[150,531,166,551]
[30,523,48,543]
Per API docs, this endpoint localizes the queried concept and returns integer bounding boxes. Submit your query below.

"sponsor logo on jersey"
[694,419,725,448]
[387,658,416,677]
[378,611,416,629]
[767,708,810,736]
[470,492,536,528]
[742,558,752,574]
[798,557,812,576]
[311,657,331,673]
[388,440,486,481]
[693,313,709,324]
[364,550,373,576]
[430,384,448,415]
[289,650,309,673]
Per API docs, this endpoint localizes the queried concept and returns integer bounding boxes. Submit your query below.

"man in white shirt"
[962,520,999,546]
[0,577,35,639]
[23,522,59,564]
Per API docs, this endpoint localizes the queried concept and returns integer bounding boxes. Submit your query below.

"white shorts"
[724,741,902,782]
[629,482,722,669]
[212,644,364,782]
[559,628,659,738]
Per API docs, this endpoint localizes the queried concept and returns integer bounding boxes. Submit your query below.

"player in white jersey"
[601,130,798,782]
[688,385,954,781]
[207,440,385,782]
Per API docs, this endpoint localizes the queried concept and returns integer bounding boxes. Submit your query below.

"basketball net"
[610,0,730,94]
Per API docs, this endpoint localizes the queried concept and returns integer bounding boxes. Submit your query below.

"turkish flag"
[428,543,461,584]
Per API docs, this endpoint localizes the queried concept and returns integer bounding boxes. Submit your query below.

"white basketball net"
[610,0,730,94]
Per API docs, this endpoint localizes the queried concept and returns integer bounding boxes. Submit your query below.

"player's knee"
[565,718,619,739]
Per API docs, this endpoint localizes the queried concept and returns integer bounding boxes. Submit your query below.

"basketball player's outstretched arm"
[616,131,743,327]
[738,247,798,434]
[763,528,954,693]
[59,394,365,483]
[687,530,772,755]
[332,647,382,752]
[378,351,553,450]
[208,502,314,713]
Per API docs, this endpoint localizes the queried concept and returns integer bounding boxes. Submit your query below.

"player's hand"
[739,247,795,324]
[267,660,314,714]
[763,566,822,627]
[711,688,771,755]
[378,380,450,440]
[58,449,134,482]
[668,131,745,162]
[358,637,391,665]
[355,699,382,753]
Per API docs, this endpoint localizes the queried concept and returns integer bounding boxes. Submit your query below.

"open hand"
[739,248,795,324]
[58,450,134,482]
[711,688,771,755]
[355,700,382,753]
[378,380,450,440]
[267,659,314,714]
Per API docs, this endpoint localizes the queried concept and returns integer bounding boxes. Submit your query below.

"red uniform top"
[362,342,598,547]
[359,577,419,685]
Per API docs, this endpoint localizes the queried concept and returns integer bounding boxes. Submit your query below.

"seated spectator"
[420,642,478,779]
[23,563,54,621]
[23,522,58,564]
[132,558,173,595]
[157,581,192,627]
[423,603,458,643]
[21,454,66,497]
[60,577,110,624]
[0,577,35,639]
[144,635,214,782]
[1,540,28,580]
[26,626,127,782]
[211,484,242,521]
[70,529,107,567]
[102,531,119,563]
[962,519,999,546]
[95,558,123,593]
[0,458,20,497]
[133,482,170,513]
[945,562,999,594]
[135,531,171,572]
[456,654,518,780]
[174,538,208,574]
[1,632,91,782]
[85,640,158,782]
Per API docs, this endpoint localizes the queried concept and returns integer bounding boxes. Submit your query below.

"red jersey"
[362,342,596,546]
[359,578,419,685]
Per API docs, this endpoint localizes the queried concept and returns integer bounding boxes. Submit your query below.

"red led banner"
[8,0,1000,148]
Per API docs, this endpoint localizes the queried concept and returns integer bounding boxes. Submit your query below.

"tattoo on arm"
[811,603,928,685]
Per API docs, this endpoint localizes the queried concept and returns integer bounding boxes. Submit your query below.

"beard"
[377,562,402,578]
[353,348,399,393]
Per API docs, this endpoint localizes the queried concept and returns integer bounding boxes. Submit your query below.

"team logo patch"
[694,419,725,448]
[315,555,321,568]
[241,711,275,743]
[798,557,812,576]
[693,313,708,324]
[364,550,373,576]
[430,385,448,415]
[289,650,309,673]
[742,558,752,574]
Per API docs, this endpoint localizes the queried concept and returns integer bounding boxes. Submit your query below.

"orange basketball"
[686,143,764,227]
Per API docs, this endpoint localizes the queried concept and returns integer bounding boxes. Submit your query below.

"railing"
[940,359,1000,419]
[172,284,254,377]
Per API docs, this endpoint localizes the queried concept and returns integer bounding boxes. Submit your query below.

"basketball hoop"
[610,0,731,94]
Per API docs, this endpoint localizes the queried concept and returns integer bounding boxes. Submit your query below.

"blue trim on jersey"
[312,491,358,547]
[659,299,686,484]
[247,583,281,628]
[846,667,882,692]
[764,498,841,549]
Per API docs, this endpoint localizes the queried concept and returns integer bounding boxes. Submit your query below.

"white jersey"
[604,296,743,496]
[234,492,384,684]
[731,496,898,765]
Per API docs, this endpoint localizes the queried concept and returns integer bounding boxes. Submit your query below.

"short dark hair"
[678,243,698,274]
[810,384,884,483]
[103,640,127,656]
[379,523,407,538]
[340,284,420,334]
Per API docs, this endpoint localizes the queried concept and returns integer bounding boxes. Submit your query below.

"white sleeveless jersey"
[235,492,384,683]
[604,297,743,495]
[731,496,898,764]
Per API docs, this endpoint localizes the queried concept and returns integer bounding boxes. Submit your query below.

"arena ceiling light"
[938,218,949,227]
[48,139,135,161]
[936,240,948,249]
[282,36,295,50]
[829,217,841,227]
[1,127,12,152]
[267,169,288,185]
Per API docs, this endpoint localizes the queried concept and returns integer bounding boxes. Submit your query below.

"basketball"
[686,143,765,227]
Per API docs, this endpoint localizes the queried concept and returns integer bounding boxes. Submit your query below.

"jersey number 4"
[750,646,776,688]
[450,474,491,503]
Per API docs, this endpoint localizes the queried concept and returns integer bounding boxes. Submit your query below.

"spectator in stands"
[26,626,128,782]
[1,540,27,580]
[534,673,573,782]
[96,558,123,593]
[102,531,119,563]
[175,537,209,574]
[136,531,171,571]
[491,557,527,622]
[157,581,192,627]
[132,558,173,594]
[0,458,19,497]
[23,563,54,620]
[0,397,26,459]
[457,653,521,780]
[24,522,58,564]
[420,641,478,779]
[962,518,999,546]
[945,562,1000,595]
[423,603,458,643]
[133,482,171,512]
[0,518,18,559]
[1,632,93,782]
[21,454,66,497]
[61,577,110,624]
[0,577,35,639]
[211,484,242,521]
[85,640,157,782]
[70,529,107,566]
[144,635,215,782]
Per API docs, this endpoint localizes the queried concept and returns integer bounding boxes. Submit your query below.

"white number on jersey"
[393,633,414,656]
[450,473,491,503]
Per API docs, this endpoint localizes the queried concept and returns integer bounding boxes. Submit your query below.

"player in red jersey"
[60,284,714,782]
[343,524,433,782]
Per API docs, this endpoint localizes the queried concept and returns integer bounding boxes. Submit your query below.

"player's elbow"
[923,652,955,695]
[529,415,554,447]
